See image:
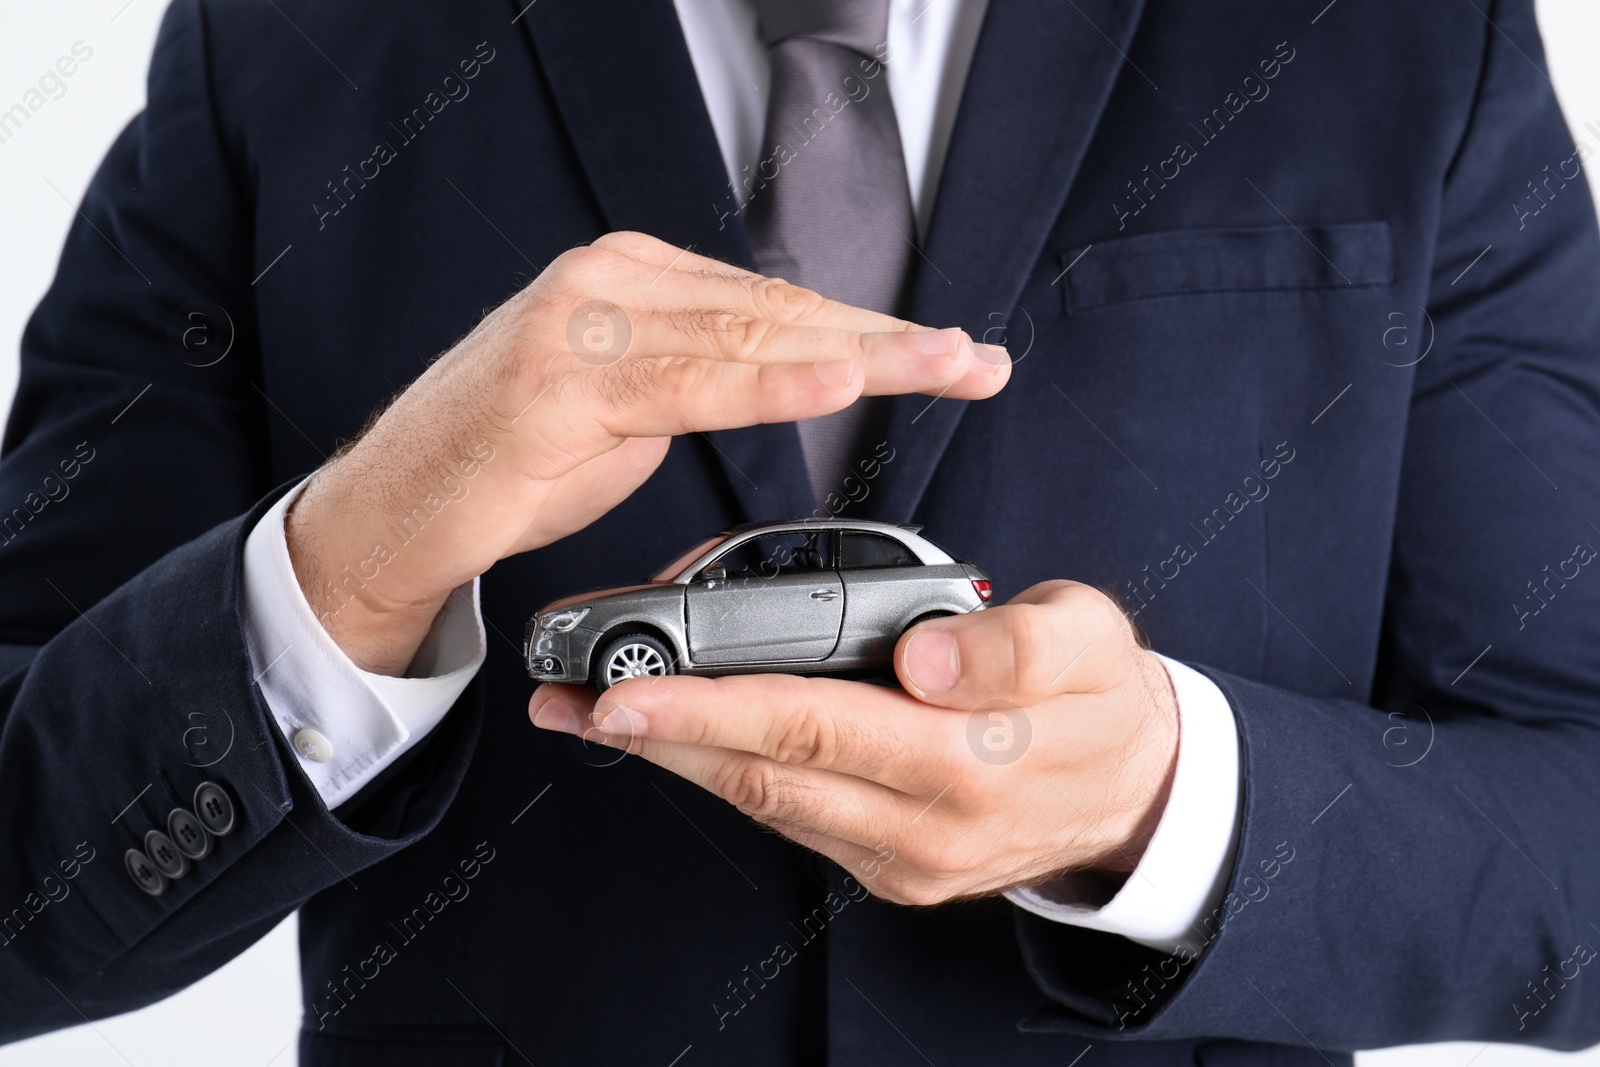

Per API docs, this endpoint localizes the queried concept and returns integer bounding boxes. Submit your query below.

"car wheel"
[596,633,674,691]
[903,610,954,636]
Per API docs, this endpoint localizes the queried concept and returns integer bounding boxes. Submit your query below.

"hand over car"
[286,232,1009,674]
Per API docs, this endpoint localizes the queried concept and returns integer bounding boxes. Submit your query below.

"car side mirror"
[701,563,727,582]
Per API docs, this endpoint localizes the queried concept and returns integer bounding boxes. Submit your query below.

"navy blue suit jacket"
[4,0,1600,1063]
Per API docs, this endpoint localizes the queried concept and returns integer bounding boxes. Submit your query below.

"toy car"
[525,519,993,690]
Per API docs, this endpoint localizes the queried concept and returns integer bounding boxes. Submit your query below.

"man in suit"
[3,0,1599,1063]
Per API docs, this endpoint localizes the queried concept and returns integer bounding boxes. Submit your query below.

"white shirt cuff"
[1004,654,1242,956]
[240,478,486,810]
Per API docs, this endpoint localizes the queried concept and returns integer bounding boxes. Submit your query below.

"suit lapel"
[517,0,1151,527]
[863,0,1152,524]
[515,0,816,523]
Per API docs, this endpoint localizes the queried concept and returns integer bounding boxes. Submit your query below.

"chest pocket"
[1062,221,1393,313]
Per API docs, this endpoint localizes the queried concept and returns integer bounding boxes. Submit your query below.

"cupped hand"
[287,232,1009,673]
[529,580,1179,905]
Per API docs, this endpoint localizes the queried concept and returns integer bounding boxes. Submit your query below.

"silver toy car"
[525,519,993,690]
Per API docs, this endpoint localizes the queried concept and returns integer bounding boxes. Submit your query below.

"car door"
[685,530,843,664]
[835,531,930,663]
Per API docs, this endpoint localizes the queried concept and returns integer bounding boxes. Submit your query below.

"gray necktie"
[744,0,916,511]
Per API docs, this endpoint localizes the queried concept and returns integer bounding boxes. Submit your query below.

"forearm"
[247,478,485,809]
[1016,667,1600,1049]
[0,496,479,1042]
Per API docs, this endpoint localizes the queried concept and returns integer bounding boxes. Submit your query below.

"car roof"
[712,518,954,566]
[720,518,923,536]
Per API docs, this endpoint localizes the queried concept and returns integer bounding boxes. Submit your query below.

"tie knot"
[752,0,892,59]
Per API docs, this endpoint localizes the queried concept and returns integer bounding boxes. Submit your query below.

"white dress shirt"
[241,479,485,810]
[238,0,1244,957]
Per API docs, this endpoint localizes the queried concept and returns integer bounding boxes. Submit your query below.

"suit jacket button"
[143,830,190,880]
[124,848,168,896]
[193,782,237,837]
[167,808,212,861]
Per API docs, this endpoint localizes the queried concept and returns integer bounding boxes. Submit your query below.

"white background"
[2,1,1598,1064]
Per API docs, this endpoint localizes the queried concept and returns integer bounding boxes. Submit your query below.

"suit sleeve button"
[193,781,237,837]
[292,727,332,764]
[125,848,168,896]
[143,830,190,880]
[167,808,212,861]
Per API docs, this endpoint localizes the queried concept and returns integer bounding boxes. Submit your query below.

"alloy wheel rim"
[607,643,667,685]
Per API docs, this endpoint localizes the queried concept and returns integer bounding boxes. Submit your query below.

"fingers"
[560,233,1012,397]
[600,313,1003,397]
[587,729,972,907]
[527,682,596,734]
[613,253,909,337]
[542,347,977,445]
[590,230,760,278]
[528,679,917,846]
[606,675,948,794]
[527,682,997,907]
[591,231,905,334]
[524,234,1011,442]
[896,580,1139,709]
[501,355,862,480]
[534,674,958,795]
[587,357,866,438]
[624,735,910,846]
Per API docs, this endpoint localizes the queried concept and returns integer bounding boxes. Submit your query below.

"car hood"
[535,581,677,616]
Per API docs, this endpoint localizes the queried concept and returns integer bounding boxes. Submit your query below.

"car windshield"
[652,535,729,581]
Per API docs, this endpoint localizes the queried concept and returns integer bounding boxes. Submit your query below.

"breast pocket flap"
[1064,221,1393,312]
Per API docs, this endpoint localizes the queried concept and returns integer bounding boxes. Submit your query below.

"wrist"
[1088,650,1181,874]
[285,467,454,675]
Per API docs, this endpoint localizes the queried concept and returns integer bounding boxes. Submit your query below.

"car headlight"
[537,607,590,633]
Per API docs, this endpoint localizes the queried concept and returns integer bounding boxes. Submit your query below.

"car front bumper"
[524,622,598,683]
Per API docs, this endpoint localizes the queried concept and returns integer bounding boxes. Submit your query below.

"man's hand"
[286,232,1008,674]
[528,581,1180,905]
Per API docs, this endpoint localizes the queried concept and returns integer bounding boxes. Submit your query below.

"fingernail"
[594,704,648,738]
[904,629,960,693]
[974,342,1010,367]
[531,697,581,735]
[815,359,856,387]
[910,327,964,357]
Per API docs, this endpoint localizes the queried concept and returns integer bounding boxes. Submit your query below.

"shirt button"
[193,781,237,837]
[124,848,167,897]
[293,727,333,764]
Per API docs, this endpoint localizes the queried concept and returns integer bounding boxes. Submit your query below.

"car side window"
[838,532,918,569]
[706,531,835,580]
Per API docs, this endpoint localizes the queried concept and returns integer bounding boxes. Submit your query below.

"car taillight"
[972,578,993,601]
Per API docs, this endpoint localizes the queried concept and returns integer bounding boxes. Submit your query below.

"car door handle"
[809,589,839,601]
